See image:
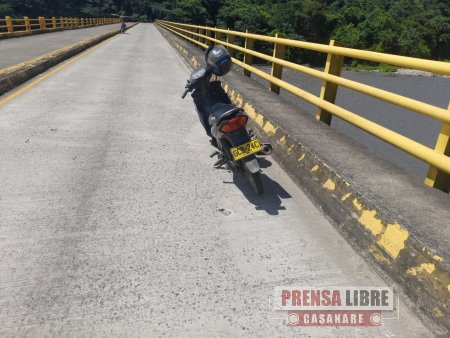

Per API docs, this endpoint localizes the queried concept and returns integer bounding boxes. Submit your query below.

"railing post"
[191,27,196,43]
[39,16,46,30]
[199,27,205,44]
[204,26,212,46]
[214,29,222,43]
[60,17,64,28]
[226,28,235,57]
[316,40,344,125]
[5,16,13,33]
[24,16,31,31]
[243,30,254,77]
[270,33,286,94]
[194,27,200,42]
[80,18,84,27]
[186,26,191,41]
[52,17,56,29]
[425,102,450,193]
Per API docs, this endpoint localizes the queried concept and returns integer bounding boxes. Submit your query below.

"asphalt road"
[0,23,436,337]
[250,66,450,179]
[0,24,122,70]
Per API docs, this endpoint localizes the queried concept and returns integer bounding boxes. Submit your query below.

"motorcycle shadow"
[230,158,292,215]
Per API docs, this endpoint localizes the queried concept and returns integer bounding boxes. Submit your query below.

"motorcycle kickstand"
[210,150,220,158]
[213,157,227,168]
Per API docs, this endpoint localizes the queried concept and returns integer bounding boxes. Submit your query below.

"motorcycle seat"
[209,103,243,126]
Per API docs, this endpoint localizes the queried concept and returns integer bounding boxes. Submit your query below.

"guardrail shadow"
[229,158,292,215]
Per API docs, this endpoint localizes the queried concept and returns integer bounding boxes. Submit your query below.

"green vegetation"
[353,63,397,73]
[1,0,448,63]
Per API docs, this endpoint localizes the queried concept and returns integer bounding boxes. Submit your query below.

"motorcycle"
[181,62,272,195]
[120,22,126,33]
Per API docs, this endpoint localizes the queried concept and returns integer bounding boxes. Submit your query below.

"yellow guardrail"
[0,16,120,36]
[157,20,450,193]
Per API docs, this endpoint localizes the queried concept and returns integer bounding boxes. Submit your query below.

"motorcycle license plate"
[231,139,262,160]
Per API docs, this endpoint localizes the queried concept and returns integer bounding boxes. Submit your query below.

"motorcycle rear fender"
[242,156,260,174]
[219,129,260,174]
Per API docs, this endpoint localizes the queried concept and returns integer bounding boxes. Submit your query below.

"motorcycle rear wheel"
[243,165,264,195]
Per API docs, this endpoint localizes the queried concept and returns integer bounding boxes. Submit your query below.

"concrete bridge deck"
[0,23,439,336]
[0,23,121,70]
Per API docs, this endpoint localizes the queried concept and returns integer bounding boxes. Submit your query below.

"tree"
[0,0,447,60]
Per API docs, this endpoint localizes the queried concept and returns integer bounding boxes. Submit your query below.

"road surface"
[0,23,437,337]
[0,24,122,69]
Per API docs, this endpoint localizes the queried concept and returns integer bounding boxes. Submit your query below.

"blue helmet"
[205,45,232,76]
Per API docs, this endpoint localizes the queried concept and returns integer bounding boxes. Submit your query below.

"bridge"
[0,21,449,336]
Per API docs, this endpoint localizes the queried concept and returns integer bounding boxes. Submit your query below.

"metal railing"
[0,16,120,35]
[157,20,450,193]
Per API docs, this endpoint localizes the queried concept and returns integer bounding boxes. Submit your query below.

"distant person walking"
[120,18,126,33]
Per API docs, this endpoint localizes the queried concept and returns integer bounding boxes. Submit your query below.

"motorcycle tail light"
[220,115,248,133]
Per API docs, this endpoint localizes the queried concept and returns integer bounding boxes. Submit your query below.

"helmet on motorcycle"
[205,45,232,76]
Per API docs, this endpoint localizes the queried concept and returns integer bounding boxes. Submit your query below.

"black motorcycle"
[181,47,272,195]
[120,22,126,33]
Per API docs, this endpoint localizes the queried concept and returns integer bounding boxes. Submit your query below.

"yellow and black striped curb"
[0,23,138,96]
[157,25,450,334]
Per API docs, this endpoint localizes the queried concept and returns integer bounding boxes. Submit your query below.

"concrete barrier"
[0,24,117,40]
[157,25,450,335]
[0,23,138,96]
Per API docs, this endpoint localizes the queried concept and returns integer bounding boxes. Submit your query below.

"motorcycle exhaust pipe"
[258,143,273,156]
